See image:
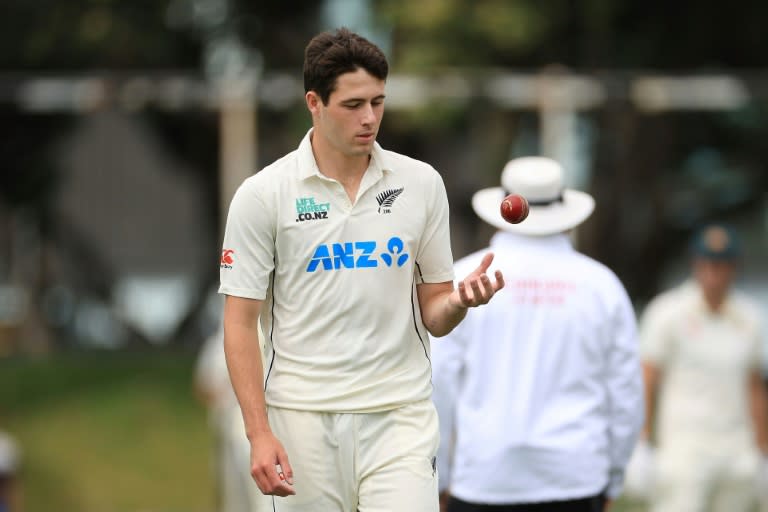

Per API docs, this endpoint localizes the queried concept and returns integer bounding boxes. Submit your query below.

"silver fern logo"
[376,187,404,214]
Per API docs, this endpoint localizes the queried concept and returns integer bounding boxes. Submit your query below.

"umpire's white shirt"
[432,231,643,503]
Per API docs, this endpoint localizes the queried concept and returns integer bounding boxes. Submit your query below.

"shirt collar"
[297,128,393,180]
[682,279,737,317]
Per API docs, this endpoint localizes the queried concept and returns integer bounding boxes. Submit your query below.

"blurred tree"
[0,0,324,350]
[375,0,768,301]
[2,0,768,336]
[376,0,768,70]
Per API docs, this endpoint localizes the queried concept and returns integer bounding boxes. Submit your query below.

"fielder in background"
[639,223,768,512]
[219,27,503,512]
[194,326,272,512]
[432,157,644,512]
[0,430,20,512]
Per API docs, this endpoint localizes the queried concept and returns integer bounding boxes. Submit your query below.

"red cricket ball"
[500,193,529,224]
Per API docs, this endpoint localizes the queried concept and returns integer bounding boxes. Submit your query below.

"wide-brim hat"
[472,156,595,236]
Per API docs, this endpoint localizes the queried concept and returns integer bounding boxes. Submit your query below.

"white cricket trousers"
[266,400,440,512]
[651,447,759,512]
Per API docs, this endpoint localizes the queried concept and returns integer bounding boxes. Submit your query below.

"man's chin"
[348,143,373,156]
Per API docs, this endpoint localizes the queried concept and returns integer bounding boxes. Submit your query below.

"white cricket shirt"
[219,130,455,412]
[640,280,763,453]
[432,232,643,502]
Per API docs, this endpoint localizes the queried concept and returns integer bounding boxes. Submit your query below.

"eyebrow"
[340,95,386,104]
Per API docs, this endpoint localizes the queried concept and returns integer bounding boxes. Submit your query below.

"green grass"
[0,350,648,512]
[0,350,215,512]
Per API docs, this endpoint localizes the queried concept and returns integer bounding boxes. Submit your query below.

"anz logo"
[306,237,410,272]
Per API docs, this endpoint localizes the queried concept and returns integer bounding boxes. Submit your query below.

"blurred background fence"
[1,0,767,510]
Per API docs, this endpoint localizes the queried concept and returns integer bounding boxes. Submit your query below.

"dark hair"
[303,27,388,105]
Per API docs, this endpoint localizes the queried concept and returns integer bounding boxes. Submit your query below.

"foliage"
[376,0,768,70]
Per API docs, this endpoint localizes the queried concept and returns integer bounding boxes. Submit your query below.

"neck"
[702,290,727,313]
[310,131,370,203]
[311,131,370,183]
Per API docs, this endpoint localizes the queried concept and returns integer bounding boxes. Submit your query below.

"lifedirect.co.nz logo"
[295,196,330,222]
[306,236,409,272]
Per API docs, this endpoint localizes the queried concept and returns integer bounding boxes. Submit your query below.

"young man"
[432,157,643,512]
[219,27,503,512]
[639,223,768,512]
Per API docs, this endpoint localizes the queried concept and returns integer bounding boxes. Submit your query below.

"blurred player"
[218,27,503,512]
[194,327,271,512]
[640,223,768,512]
[0,431,20,512]
[432,157,643,512]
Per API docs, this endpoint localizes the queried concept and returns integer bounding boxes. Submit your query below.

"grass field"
[0,350,647,512]
[0,350,215,512]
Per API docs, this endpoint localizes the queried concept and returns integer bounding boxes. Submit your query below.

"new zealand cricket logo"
[376,187,404,214]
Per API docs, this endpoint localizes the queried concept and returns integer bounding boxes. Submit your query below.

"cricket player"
[219,27,504,512]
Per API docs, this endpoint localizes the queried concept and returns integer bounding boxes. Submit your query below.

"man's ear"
[305,91,322,114]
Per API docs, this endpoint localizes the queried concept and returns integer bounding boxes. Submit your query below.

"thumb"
[476,252,495,274]
[277,450,294,485]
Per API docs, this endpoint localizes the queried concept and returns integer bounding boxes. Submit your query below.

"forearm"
[749,372,768,454]
[223,320,271,438]
[641,363,659,440]
[421,290,467,338]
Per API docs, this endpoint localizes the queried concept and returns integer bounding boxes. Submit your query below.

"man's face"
[693,258,736,299]
[307,68,385,157]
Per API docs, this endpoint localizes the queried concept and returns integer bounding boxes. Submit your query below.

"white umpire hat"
[472,156,595,236]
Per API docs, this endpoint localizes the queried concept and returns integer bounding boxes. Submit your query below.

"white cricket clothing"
[431,231,643,503]
[219,129,455,412]
[640,280,763,452]
[195,328,272,512]
[640,280,764,512]
[267,401,439,512]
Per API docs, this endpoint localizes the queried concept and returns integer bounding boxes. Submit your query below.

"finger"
[494,270,505,291]
[275,481,297,496]
[277,453,295,486]
[469,278,484,304]
[259,464,295,497]
[476,274,493,302]
[252,465,274,495]
[475,252,495,275]
[272,464,296,496]
[457,280,471,306]
[275,463,287,483]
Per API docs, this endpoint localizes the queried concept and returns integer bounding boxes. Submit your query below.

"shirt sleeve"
[747,304,765,372]
[218,179,276,299]
[431,312,469,494]
[605,281,644,499]
[415,170,455,284]
[638,295,674,367]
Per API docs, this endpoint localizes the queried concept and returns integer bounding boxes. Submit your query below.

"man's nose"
[361,103,376,124]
